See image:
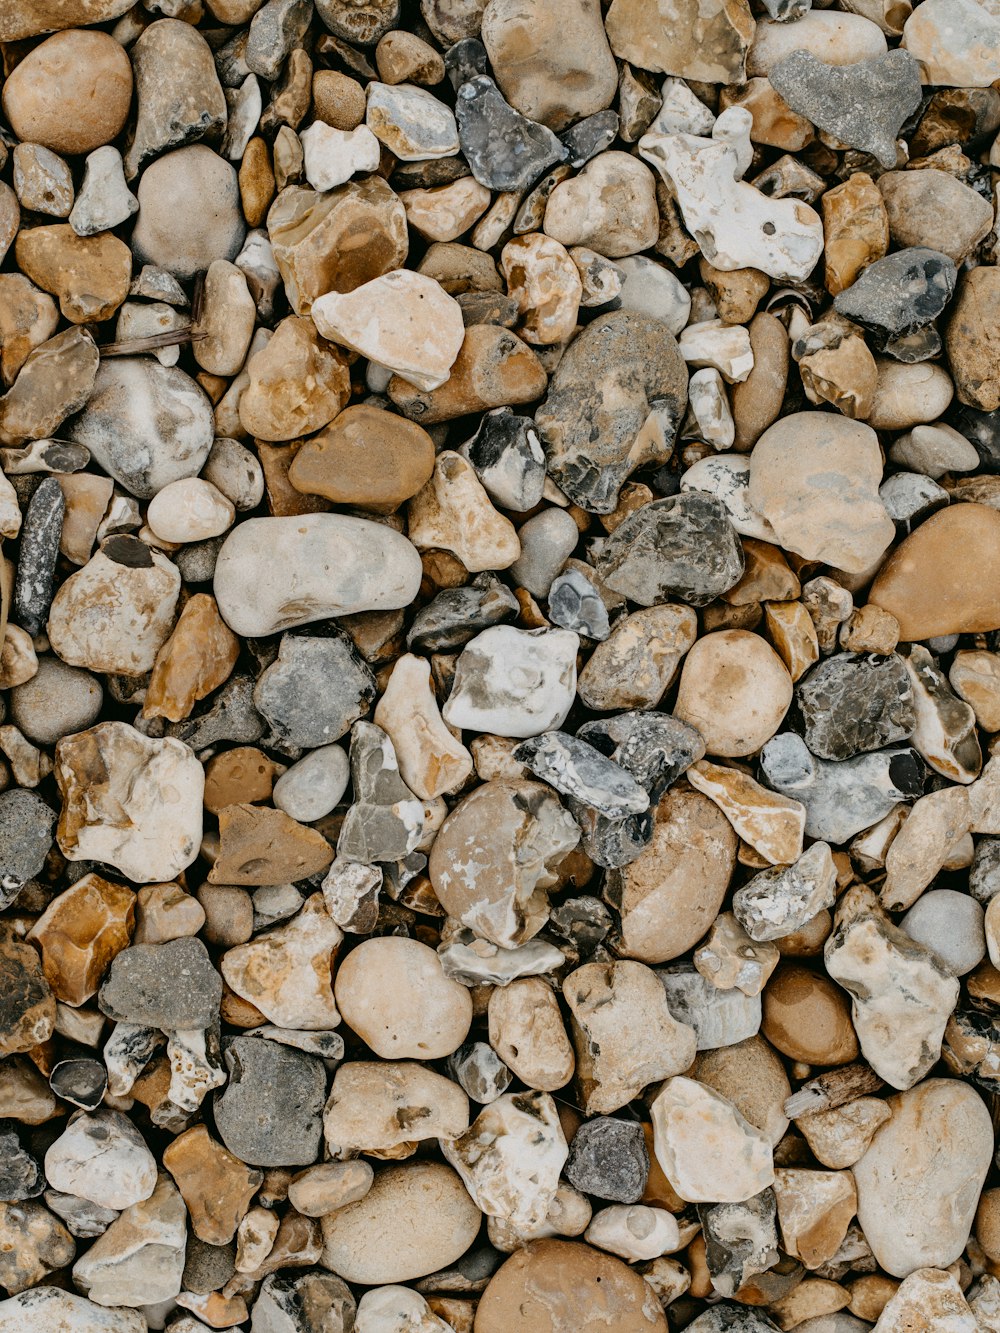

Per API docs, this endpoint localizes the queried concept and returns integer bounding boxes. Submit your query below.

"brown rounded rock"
[976,1187,1000,1262]
[694,1034,791,1146]
[945,266,1000,413]
[762,962,858,1066]
[2,30,133,155]
[313,70,368,129]
[674,629,793,758]
[14,226,131,325]
[288,404,436,512]
[239,316,351,443]
[869,504,1000,641]
[388,324,548,424]
[474,1239,667,1332]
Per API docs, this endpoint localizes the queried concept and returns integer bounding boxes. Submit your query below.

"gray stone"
[733,843,837,943]
[699,1190,780,1299]
[131,145,245,281]
[514,731,650,819]
[460,408,547,512]
[252,1270,357,1333]
[13,477,63,638]
[166,674,266,751]
[684,1303,780,1332]
[253,634,376,751]
[596,492,744,606]
[970,837,1000,904]
[759,731,924,844]
[548,895,613,956]
[182,1236,235,1295]
[337,722,424,864]
[98,938,222,1031]
[564,1117,649,1203]
[561,110,620,167]
[10,658,102,748]
[174,536,225,585]
[548,567,611,640]
[456,76,567,192]
[214,1036,326,1168]
[246,0,312,80]
[798,652,916,761]
[407,573,519,652]
[449,1041,513,1104]
[536,311,688,513]
[49,1059,107,1111]
[509,507,579,598]
[0,1123,42,1201]
[769,48,922,169]
[45,1191,119,1239]
[878,471,949,531]
[834,248,957,344]
[657,964,761,1051]
[445,37,489,91]
[0,789,55,907]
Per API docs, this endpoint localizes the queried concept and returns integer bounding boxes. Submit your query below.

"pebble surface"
[1,1,1000,1331]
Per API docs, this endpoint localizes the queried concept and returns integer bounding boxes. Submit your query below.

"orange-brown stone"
[203,747,279,815]
[209,804,334,886]
[143,594,240,723]
[27,874,135,1007]
[14,226,131,325]
[762,962,858,1066]
[163,1123,263,1245]
[288,404,436,513]
[388,325,548,424]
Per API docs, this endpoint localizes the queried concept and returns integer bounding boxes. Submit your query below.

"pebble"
[651,1076,774,1204]
[214,1036,326,1167]
[879,168,995,266]
[442,626,579,738]
[45,1110,157,1211]
[132,146,245,280]
[564,1118,649,1204]
[675,629,792,757]
[901,0,1000,87]
[366,82,459,159]
[69,147,138,238]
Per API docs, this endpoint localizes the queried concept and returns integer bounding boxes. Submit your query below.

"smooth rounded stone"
[202,439,264,515]
[900,889,985,977]
[952,650,1000,732]
[578,604,697,711]
[366,82,459,160]
[901,0,1000,87]
[0,1288,145,1333]
[748,412,893,574]
[429,777,579,947]
[796,653,915,762]
[69,147,137,238]
[535,311,687,513]
[498,234,580,345]
[335,937,471,1059]
[879,170,994,267]
[323,1062,468,1159]
[273,745,350,822]
[321,1162,480,1285]
[443,626,578,739]
[66,358,213,501]
[239,317,349,443]
[833,247,956,347]
[613,255,691,335]
[651,1076,774,1205]
[769,48,920,169]
[408,450,520,572]
[480,0,616,131]
[760,962,858,1066]
[267,178,409,315]
[509,509,578,598]
[597,493,744,606]
[487,978,574,1092]
[694,1036,790,1149]
[869,504,1000,640]
[889,422,979,480]
[2,30,132,155]
[866,359,954,431]
[99,937,220,1030]
[355,1286,451,1332]
[749,10,887,74]
[146,479,234,545]
[192,260,256,379]
[132,146,245,280]
[674,630,792,759]
[254,634,375,749]
[544,151,658,258]
[213,513,422,637]
[565,1119,650,1204]
[947,267,1000,414]
[585,1204,679,1262]
[14,226,131,325]
[215,1037,326,1168]
[45,1110,156,1212]
[608,787,736,964]
[297,421,428,521]
[289,1161,374,1217]
[854,1078,992,1278]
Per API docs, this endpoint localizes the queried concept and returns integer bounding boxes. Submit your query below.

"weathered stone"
[254,634,375,750]
[946,267,1000,413]
[210,803,333,886]
[124,20,226,180]
[15,225,131,325]
[606,0,755,83]
[163,1125,261,1247]
[222,894,341,1031]
[2,30,132,154]
[651,1076,774,1204]
[773,1168,857,1271]
[28,874,135,1007]
[544,152,659,259]
[408,450,520,573]
[99,937,220,1031]
[144,595,239,725]
[72,1174,186,1307]
[700,1190,779,1299]
[323,1061,468,1160]
[289,404,433,511]
[687,760,804,865]
[214,1037,326,1168]
[388,324,548,423]
[901,0,1000,87]
[44,1110,157,1211]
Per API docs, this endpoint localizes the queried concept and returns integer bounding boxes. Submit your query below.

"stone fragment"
[442,626,578,740]
[901,0,1000,87]
[408,451,519,572]
[1,29,132,154]
[374,653,472,799]
[695,913,779,998]
[821,172,889,297]
[578,604,696,711]
[0,935,55,1056]
[366,82,459,160]
[12,143,73,218]
[267,177,408,314]
[797,653,915,762]
[659,963,762,1052]
[299,122,381,192]
[55,723,203,884]
[544,152,659,259]
[99,937,220,1031]
[388,324,548,423]
[69,147,137,237]
[213,513,422,636]
[700,1190,779,1299]
[564,960,697,1114]
[515,732,649,820]
[15,225,131,325]
[674,629,792,758]
[0,1201,74,1295]
[835,247,956,349]
[72,1174,186,1307]
[0,1289,144,1333]
[874,1269,977,1333]
[796,1097,891,1172]
[209,803,333,886]
[214,1037,326,1167]
[486,978,574,1092]
[639,110,823,282]
[535,311,687,512]
[163,1125,262,1246]
[222,894,341,1030]
[337,722,424,863]
[44,1110,157,1210]
[651,1076,774,1204]
[854,1077,992,1277]
[143,595,238,724]
[254,634,375,750]
[825,884,960,1089]
[455,77,566,196]
[773,1168,857,1271]
[687,760,804,865]
[565,1119,649,1204]
[946,267,1000,413]
[902,644,980,783]
[734,843,836,942]
[449,1041,513,1105]
[323,1061,468,1158]
[28,874,135,1007]
[605,0,754,83]
[952,650,1000,732]
[312,270,464,392]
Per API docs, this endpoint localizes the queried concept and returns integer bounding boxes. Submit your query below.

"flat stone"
[565,1118,649,1204]
[880,169,995,266]
[209,803,333,886]
[15,225,131,325]
[44,1110,157,1211]
[70,147,137,237]
[337,721,425,863]
[651,1076,774,1204]
[374,652,473,799]
[773,1167,857,1271]
[323,1061,468,1159]
[72,1173,186,1307]
[162,1125,261,1247]
[606,0,754,83]
[687,760,804,866]
[144,594,239,725]
[214,1036,326,1167]
[99,937,220,1030]
[254,634,375,750]
[0,1289,145,1333]
[0,937,55,1056]
[659,964,762,1052]
[874,1269,977,1333]
[289,403,433,510]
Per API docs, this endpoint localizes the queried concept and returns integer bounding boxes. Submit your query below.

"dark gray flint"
[796,652,917,760]
[13,476,64,637]
[456,75,568,193]
[0,789,56,907]
[253,632,376,749]
[565,1117,650,1203]
[834,247,957,342]
[547,567,611,640]
[700,1190,780,1299]
[514,731,650,819]
[214,1035,326,1167]
[0,1122,43,1201]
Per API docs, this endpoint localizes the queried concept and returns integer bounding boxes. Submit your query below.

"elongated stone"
[456,76,567,192]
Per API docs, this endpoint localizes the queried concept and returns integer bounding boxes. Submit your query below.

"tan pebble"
[373,652,473,799]
[235,1205,279,1273]
[577,604,697,711]
[880,168,994,264]
[209,804,333,886]
[196,883,254,949]
[143,594,239,723]
[57,474,113,566]
[488,978,575,1092]
[389,324,548,423]
[762,962,859,1065]
[15,226,131,325]
[821,172,889,296]
[951,649,1000,732]
[312,70,367,130]
[764,600,820,682]
[27,873,135,1006]
[770,1277,851,1328]
[399,176,492,243]
[719,78,814,150]
[163,1123,262,1246]
[2,30,133,155]
[946,266,1000,413]
[698,257,770,326]
[687,759,805,865]
[867,358,954,430]
[203,747,278,814]
[408,451,520,572]
[322,1060,469,1159]
[0,626,38,689]
[501,233,583,345]
[848,1273,899,1322]
[288,403,434,512]
[731,312,789,451]
[288,1161,374,1217]
[839,603,900,654]
[796,1097,892,1170]
[239,137,276,229]
[674,629,792,758]
[133,883,205,945]
[694,1035,791,1146]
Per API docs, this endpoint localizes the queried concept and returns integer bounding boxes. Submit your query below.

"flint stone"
[700,1190,780,1299]
[44,1110,157,1211]
[797,653,916,761]
[459,408,547,512]
[548,567,611,640]
[0,1289,145,1333]
[0,789,55,905]
[514,732,650,819]
[535,311,688,513]
[769,48,921,168]
[834,248,957,342]
[596,492,744,606]
[733,842,837,943]
[254,635,375,750]
[214,1037,326,1168]
[759,732,923,844]
[406,573,519,652]
[13,477,63,638]
[659,964,761,1051]
[337,722,424,864]
[456,76,567,192]
[213,514,423,637]
[0,1123,42,1200]
[99,938,221,1031]
[443,626,579,739]
[565,1118,649,1203]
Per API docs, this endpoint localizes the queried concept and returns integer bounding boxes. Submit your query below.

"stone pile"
[1,0,1000,1331]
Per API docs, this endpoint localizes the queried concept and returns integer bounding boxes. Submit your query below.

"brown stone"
[694,1035,791,1146]
[388,324,548,424]
[133,883,205,945]
[267,178,409,314]
[312,71,367,130]
[697,258,770,326]
[764,600,820,682]
[1,0,134,40]
[674,629,793,758]
[258,441,333,517]
[27,874,135,1007]
[719,78,813,150]
[0,274,58,387]
[376,29,446,84]
[288,404,436,512]
[869,504,1000,640]
[609,788,737,964]
[239,137,276,230]
[203,747,279,815]
[731,312,789,452]
[945,266,1000,411]
[209,804,334,886]
[821,172,889,296]
[143,594,240,723]
[475,1239,667,1332]
[14,226,131,325]
[0,937,56,1056]
[0,325,99,448]
[848,1274,898,1323]
[239,316,351,442]
[879,168,994,264]
[57,474,114,566]
[1,30,133,155]
[761,962,859,1065]
[163,1124,263,1246]
[0,1199,75,1294]
[773,1167,858,1270]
